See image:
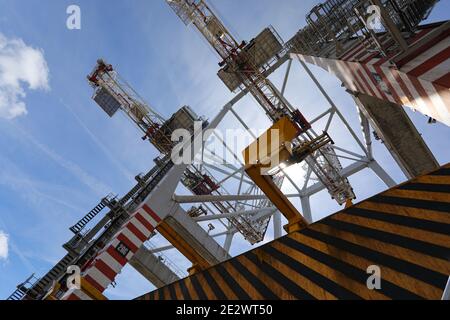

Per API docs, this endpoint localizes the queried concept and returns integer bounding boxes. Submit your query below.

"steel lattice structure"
[8,0,446,300]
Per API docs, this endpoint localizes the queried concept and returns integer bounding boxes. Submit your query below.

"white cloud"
[10,125,113,197]
[0,33,49,119]
[0,231,9,260]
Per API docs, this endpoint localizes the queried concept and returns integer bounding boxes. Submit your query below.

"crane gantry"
[7,0,448,301]
[87,59,273,244]
[166,0,356,223]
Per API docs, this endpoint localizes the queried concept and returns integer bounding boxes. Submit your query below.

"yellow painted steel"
[243,116,298,170]
[43,270,107,301]
[44,282,61,300]
[138,163,450,301]
[80,278,108,300]
[245,166,307,232]
[345,199,353,208]
[243,117,308,233]
[157,220,211,273]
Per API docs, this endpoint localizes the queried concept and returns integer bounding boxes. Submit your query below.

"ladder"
[7,273,40,300]
[10,160,173,300]
[21,253,77,300]
[69,196,112,234]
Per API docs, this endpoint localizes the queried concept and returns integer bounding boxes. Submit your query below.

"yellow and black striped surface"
[137,164,450,300]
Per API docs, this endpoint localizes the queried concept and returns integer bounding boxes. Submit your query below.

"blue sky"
[0,0,449,300]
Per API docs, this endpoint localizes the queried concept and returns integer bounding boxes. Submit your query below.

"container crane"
[166,0,355,231]
[87,59,272,244]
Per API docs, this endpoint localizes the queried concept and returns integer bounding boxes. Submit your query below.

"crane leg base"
[187,264,201,276]
[283,217,308,233]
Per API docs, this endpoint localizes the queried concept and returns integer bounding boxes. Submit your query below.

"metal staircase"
[7,157,175,300]
[69,196,112,234]
[7,274,40,300]
[20,253,77,300]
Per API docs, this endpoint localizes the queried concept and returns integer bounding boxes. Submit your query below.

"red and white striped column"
[294,23,450,127]
[61,204,161,300]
